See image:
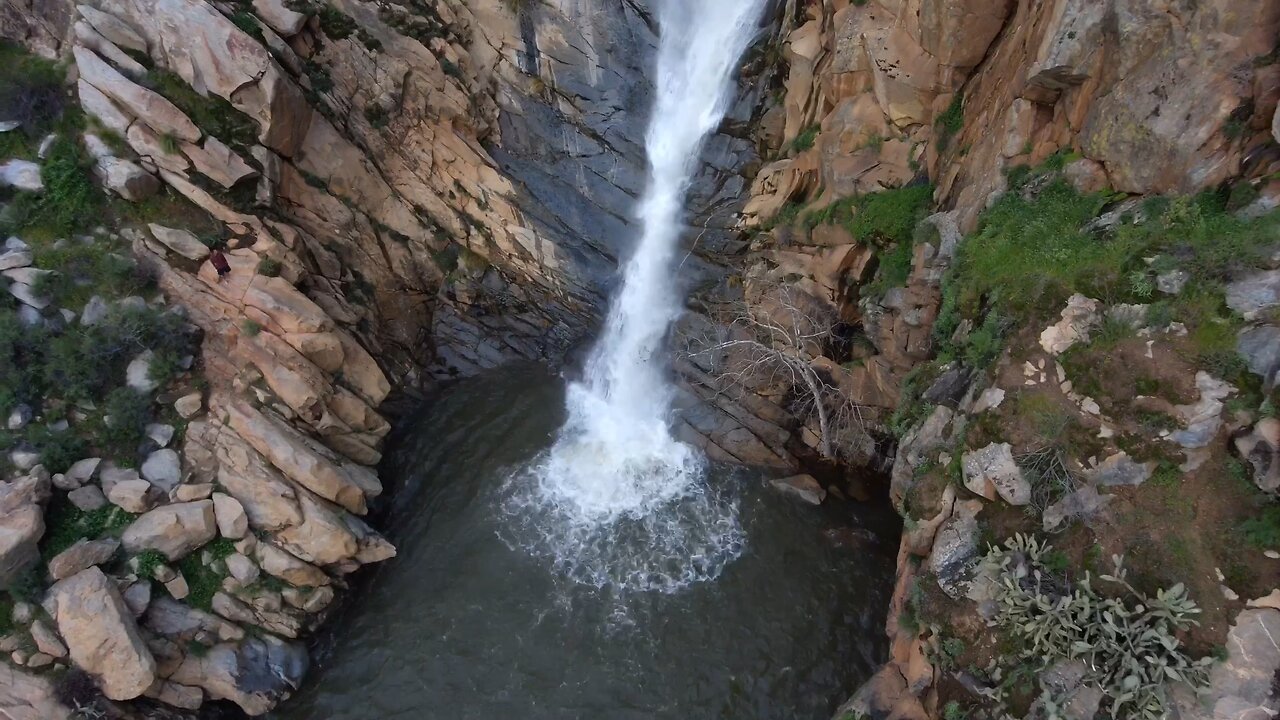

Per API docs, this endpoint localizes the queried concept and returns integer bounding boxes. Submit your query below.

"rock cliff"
[1,0,1279,717]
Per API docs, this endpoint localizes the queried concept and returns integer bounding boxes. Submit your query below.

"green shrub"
[6,137,103,236]
[256,256,283,277]
[241,319,262,336]
[178,552,224,610]
[847,184,933,246]
[99,387,153,460]
[0,41,69,159]
[790,124,820,153]
[143,70,257,148]
[316,4,358,39]
[230,10,264,40]
[983,535,1212,719]
[41,497,135,559]
[28,425,88,473]
[134,549,167,579]
[1240,505,1280,548]
[935,93,964,150]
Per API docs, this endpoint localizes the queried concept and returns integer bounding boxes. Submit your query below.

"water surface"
[274,366,896,720]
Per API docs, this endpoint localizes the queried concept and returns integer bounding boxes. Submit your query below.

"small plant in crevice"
[790,124,819,153]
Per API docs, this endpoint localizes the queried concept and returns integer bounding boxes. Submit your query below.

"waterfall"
[502,0,766,593]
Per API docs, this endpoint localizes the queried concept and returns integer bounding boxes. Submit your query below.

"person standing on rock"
[209,246,231,283]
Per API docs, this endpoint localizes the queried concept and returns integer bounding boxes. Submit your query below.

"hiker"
[209,247,231,283]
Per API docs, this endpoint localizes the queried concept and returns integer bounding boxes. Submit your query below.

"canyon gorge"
[0,0,1279,718]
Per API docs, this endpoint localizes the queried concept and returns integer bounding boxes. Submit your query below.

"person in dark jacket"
[209,247,231,282]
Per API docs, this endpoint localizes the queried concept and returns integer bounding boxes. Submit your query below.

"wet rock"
[168,634,307,715]
[45,566,156,700]
[1039,294,1100,355]
[122,500,216,560]
[769,474,826,505]
[48,537,119,580]
[1234,417,1280,493]
[962,442,1031,505]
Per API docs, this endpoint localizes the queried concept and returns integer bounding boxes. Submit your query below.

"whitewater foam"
[503,0,766,593]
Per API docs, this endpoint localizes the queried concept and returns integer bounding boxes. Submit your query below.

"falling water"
[502,0,766,592]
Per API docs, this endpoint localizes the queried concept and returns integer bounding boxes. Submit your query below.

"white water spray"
[503,0,765,592]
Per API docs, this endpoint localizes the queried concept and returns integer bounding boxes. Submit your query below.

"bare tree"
[681,284,873,463]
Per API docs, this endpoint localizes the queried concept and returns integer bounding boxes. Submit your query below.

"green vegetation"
[178,539,235,609]
[935,93,964,151]
[134,549,168,579]
[984,535,1212,720]
[790,124,820,153]
[142,69,257,148]
[1239,505,1280,548]
[0,41,71,159]
[364,103,391,129]
[41,497,135,560]
[257,256,283,277]
[2,137,101,236]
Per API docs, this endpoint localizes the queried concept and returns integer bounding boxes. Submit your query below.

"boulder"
[1175,609,1280,720]
[1043,486,1112,532]
[0,506,43,586]
[64,457,101,485]
[74,20,146,77]
[0,468,50,514]
[126,350,158,392]
[122,501,216,560]
[168,635,307,716]
[45,567,156,700]
[28,620,66,659]
[0,663,71,720]
[769,474,826,505]
[256,542,329,587]
[175,392,203,418]
[77,5,147,52]
[107,479,154,513]
[148,224,210,261]
[961,442,1031,505]
[0,245,31,272]
[225,553,259,584]
[252,0,306,36]
[6,281,48,310]
[0,160,43,192]
[143,595,243,643]
[1238,325,1280,389]
[98,154,162,201]
[929,499,983,598]
[1226,270,1280,321]
[48,537,120,580]
[80,295,109,326]
[212,493,248,539]
[146,423,175,448]
[72,47,199,143]
[1169,372,1235,449]
[181,137,258,188]
[140,448,181,491]
[67,485,107,511]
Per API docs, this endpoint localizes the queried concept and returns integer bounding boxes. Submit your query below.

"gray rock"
[15,304,41,327]
[1237,324,1280,388]
[5,404,31,431]
[7,448,38,471]
[6,282,48,310]
[98,461,140,495]
[29,620,66,659]
[48,537,120,580]
[0,247,31,271]
[962,442,1031,505]
[122,580,151,616]
[1226,269,1280,320]
[168,634,308,715]
[1175,608,1280,720]
[67,485,107,511]
[125,350,158,393]
[769,474,826,505]
[80,295,109,326]
[174,392,202,419]
[923,365,973,406]
[140,449,181,491]
[1043,485,1113,532]
[147,224,210,262]
[1156,269,1188,295]
[0,160,42,191]
[0,505,44,585]
[929,499,983,599]
[64,457,101,486]
[145,423,174,448]
[1234,418,1280,493]
[1083,452,1153,487]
